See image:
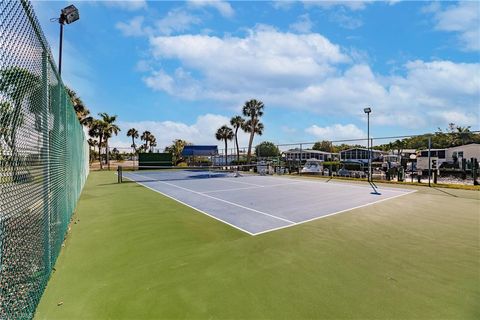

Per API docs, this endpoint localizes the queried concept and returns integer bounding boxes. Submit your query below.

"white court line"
[143,170,265,187]
[216,178,265,187]
[123,172,417,237]
[201,181,305,194]
[252,189,418,236]
[273,175,414,193]
[129,173,295,224]
[122,174,255,236]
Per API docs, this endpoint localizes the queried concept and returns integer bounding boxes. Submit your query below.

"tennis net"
[117,164,263,183]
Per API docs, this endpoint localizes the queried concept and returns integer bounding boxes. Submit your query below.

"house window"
[458,151,464,158]
[438,150,446,159]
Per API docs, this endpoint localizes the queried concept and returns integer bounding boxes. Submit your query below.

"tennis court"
[122,168,415,235]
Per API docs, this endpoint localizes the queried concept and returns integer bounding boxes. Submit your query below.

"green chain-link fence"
[0,1,89,318]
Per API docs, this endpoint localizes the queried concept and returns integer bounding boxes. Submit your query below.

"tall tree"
[149,136,157,153]
[127,128,139,154]
[66,86,92,126]
[0,67,41,178]
[230,115,245,163]
[242,119,264,161]
[215,125,234,166]
[87,138,98,163]
[88,119,105,169]
[140,131,152,152]
[98,112,120,170]
[242,99,264,163]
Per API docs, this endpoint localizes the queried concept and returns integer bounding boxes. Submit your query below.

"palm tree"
[242,99,264,163]
[0,67,40,179]
[242,119,264,161]
[141,131,153,152]
[455,126,472,146]
[88,119,105,169]
[230,115,245,163]
[127,128,139,153]
[87,138,98,163]
[99,112,120,170]
[149,136,157,153]
[215,125,234,166]
[66,86,92,126]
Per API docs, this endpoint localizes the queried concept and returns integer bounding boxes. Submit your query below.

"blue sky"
[32,0,480,149]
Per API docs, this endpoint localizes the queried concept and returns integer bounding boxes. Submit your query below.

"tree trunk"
[99,136,103,169]
[235,127,240,163]
[106,138,110,170]
[224,139,228,167]
[246,130,255,164]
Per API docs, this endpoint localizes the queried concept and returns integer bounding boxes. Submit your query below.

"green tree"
[0,67,41,178]
[98,112,120,170]
[165,139,189,165]
[127,128,139,154]
[88,119,105,169]
[255,141,280,158]
[242,99,264,163]
[312,140,334,152]
[87,138,98,163]
[230,115,245,163]
[140,131,157,153]
[215,125,234,166]
[454,126,473,146]
[66,86,92,126]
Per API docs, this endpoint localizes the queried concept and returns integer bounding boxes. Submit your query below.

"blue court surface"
[123,169,416,235]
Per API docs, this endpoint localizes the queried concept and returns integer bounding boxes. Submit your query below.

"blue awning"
[182,145,218,156]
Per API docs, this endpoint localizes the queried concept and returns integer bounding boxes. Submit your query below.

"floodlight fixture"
[57,5,79,75]
[60,5,79,24]
[364,107,371,114]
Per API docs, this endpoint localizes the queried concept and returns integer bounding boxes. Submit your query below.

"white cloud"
[115,16,145,37]
[303,1,372,11]
[430,110,479,128]
[305,124,365,140]
[138,24,479,131]
[147,26,349,96]
[272,1,296,10]
[289,14,314,33]
[427,1,480,51]
[329,9,363,29]
[104,1,147,11]
[188,0,235,18]
[110,114,251,150]
[155,8,202,35]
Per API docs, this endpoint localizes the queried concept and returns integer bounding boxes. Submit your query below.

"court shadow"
[432,187,458,198]
[369,181,381,195]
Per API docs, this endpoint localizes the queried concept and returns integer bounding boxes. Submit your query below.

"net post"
[117,166,122,183]
[428,136,431,187]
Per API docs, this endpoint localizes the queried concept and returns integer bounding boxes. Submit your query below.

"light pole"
[57,5,79,76]
[364,107,372,181]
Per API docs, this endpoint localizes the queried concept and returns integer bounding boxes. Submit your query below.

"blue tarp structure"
[182,145,218,156]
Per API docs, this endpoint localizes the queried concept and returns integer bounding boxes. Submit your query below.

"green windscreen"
[0,1,89,319]
[138,152,173,167]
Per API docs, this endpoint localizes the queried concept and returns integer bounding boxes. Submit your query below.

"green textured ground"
[35,171,480,319]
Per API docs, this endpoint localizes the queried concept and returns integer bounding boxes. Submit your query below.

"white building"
[339,148,385,164]
[282,149,337,162]
[416,143,480,170]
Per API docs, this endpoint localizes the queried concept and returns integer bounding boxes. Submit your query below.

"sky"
[31,0,480,150]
